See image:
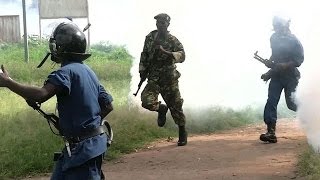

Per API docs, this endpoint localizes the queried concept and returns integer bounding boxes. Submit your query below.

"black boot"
[260,123,277,143]
[177,125,188,146]
[157,104,168,127]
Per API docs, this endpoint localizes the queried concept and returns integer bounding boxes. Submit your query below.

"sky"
[2,0,320,150]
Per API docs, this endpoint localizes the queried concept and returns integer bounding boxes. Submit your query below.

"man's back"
[47,62,102,135]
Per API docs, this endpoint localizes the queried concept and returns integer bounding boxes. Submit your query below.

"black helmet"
[49,22,91,63]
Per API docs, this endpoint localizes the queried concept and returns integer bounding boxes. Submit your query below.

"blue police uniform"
[49,61,113,180]
[263,32,304,125]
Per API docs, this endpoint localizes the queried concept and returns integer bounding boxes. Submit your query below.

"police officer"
[139,13,187,146]
[0,22,113,179]
[260,16,304,143]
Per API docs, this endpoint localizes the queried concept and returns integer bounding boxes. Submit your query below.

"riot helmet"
[49,22,91,63]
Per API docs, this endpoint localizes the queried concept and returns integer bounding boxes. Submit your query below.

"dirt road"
[105,119,307,180]
[25,119,307,180]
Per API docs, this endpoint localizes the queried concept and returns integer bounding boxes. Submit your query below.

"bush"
[91,41,133,62]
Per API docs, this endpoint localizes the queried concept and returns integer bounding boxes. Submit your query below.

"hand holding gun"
[253,51,274,68]
[26,100,61,135]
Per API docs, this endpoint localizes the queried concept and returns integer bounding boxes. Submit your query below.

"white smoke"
[296,72,320,152]
[112,0,316,109]
[296,8,320,152]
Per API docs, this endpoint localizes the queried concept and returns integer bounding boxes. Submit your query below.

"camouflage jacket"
[139,30,185,83]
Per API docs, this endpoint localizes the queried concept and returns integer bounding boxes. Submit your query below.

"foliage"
[298,146,320,179]
[90,41,133,62]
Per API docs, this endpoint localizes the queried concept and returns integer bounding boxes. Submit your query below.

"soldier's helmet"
[154,13,171,23]
[49,22,91,63]
[272,16,290,29]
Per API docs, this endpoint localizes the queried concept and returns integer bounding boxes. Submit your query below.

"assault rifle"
[253,51,275,68]
[133,40,163,96]
[26,100,61,135]
[133,71,147,96]
[26,100,114,147]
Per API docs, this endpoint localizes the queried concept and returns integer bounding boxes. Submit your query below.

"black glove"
[261,71,272,82]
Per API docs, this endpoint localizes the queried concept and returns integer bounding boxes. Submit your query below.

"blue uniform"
[264,32,304,125]
[48,61,113,180]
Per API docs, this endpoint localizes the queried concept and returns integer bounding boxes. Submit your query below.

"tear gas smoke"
[296,10,320,152]
[119,0,315,110]
[296,70,320,152]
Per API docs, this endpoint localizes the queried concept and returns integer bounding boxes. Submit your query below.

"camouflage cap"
[154,13,171,23]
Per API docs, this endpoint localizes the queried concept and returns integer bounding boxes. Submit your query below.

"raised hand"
[0,65,11,87]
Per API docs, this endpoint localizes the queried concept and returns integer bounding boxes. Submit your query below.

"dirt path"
[105,119,307,180]
[25,119,308,180]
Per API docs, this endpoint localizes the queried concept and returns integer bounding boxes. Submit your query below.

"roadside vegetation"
[0,39,298,179]
[298,146,320,179]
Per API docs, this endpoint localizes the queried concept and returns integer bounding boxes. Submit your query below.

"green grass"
[298,146,320,180]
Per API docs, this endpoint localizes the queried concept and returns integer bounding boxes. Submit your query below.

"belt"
[65,125,107,144]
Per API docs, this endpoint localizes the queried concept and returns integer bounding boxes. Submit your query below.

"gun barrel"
[254,56,265,62]
[133,89,139,96]
[253,51,267,63]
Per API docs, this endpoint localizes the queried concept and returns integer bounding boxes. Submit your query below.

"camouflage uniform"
[139,30,186,126]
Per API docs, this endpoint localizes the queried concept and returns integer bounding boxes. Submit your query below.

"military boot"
[260,123,277,143]
[157,104,168,127]
[177,125,188,146]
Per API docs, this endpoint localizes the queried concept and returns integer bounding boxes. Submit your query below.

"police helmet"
[49,22,91,63]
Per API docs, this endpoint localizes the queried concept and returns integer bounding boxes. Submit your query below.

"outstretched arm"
[0,65,57,103]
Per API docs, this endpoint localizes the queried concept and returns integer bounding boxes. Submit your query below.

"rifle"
[133,39,164,96]
[27,100,114,148]
[253,51,274,68]
[133,73,147,96]
[26,100,61,136]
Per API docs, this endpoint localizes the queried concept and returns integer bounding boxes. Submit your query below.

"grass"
[298,146,320,180]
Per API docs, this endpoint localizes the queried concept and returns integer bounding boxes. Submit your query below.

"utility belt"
[56,125,109,160]
[53,122,113,161]
[64,125,108,144]
[26,100,114,162]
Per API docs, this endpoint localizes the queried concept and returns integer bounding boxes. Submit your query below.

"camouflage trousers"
[141,80,186,126]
